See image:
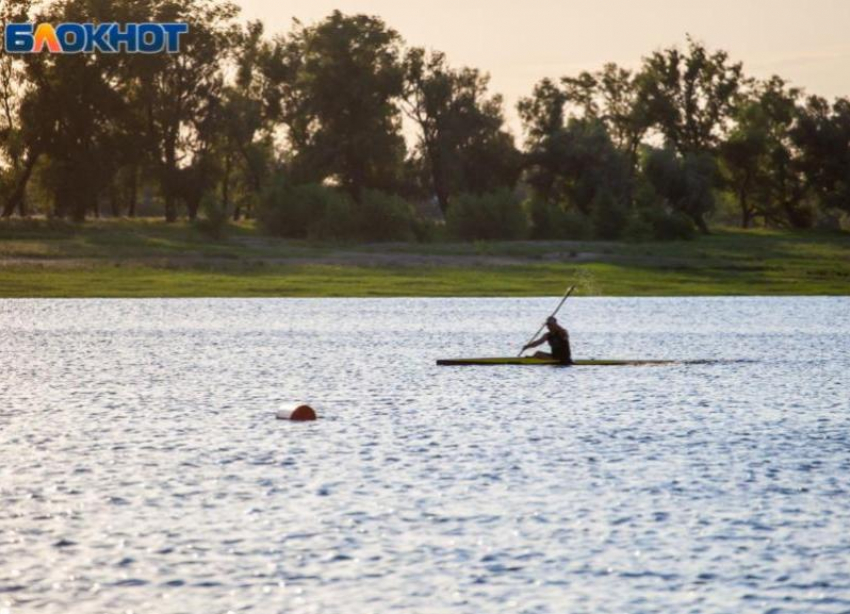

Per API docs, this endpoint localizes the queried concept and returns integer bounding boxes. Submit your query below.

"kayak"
[436,358,679,367]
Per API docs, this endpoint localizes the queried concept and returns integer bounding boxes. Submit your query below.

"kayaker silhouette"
[522,316,572,364]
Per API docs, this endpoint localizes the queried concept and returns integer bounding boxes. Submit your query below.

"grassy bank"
[0,219,847,297]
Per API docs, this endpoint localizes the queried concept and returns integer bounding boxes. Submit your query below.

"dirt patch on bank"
[0,249,609,270]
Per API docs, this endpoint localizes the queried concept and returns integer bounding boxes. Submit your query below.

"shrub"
[194,193,229,240]
[446,190,528,241]
[356,190,415,242]
[526,198,557,239]
[590,189,629,240]
[644,207,697,240]
[525,198,568,239]
[257,180,341,238]
[642,147,715,233]
[411,217,445,243]
[258,180,416,242]
[309,194,358,241]
[521,198,596,240]
[622,213,654,243]
[560,210,593,240]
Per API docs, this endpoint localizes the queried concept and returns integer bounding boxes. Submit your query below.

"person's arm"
[523,333,549,351]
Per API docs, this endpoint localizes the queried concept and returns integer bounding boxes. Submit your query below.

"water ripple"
[0,297,849,614]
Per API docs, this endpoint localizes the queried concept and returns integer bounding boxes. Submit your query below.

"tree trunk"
[739,188,751,229]
[72,207,87,222]
[163,166,178,222]
[70,196,88,222]
[164,193,178,222]
[110,182,120,217]
[16,193,27,217]
[221,152,232,218]
[162,139,179,222]
[127,168,137,218]
[2,151,39,218]
[693,212,710,234]
[429,146,450,214]
[782,199,813,229]
[738,171,753,229]
[187,197,200,221]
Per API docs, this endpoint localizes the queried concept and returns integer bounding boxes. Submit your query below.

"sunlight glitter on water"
[1,297,849,614]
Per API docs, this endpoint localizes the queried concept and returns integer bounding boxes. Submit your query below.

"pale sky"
[237,0,850,134]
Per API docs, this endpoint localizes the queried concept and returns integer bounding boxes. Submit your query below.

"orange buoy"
[278,405,317,422]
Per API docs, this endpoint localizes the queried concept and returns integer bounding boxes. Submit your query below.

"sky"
[236,0,850,134]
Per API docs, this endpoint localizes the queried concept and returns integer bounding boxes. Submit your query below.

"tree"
[130,0,239,221]
[638,37,744,156]
[518,79,569,204]
[632,37,743,234]
[561,63,651,171]
[403,48,520,214]
[1,0,37,217]
[519,79,631,214]
[0,53,29,217]
[793,95,850,217]
[8,0,139,221]
[277,11,407,202]
[721,77,808,228]
[642,147,716,233]
[215,20,278,220]
[520,67,649,235]
[721,100,770,228]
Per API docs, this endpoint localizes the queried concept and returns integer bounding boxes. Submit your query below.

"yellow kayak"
[436,358,679,367]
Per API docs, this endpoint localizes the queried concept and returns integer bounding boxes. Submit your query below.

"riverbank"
[0,219,847,297]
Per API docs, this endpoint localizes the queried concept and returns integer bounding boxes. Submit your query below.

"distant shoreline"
[0,219,847,298]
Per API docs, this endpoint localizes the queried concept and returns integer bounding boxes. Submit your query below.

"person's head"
[546,316,559,331]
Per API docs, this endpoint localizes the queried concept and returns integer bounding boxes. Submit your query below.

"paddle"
[518,285,576,357]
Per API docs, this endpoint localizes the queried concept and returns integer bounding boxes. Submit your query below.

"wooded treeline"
[1,0,848,241]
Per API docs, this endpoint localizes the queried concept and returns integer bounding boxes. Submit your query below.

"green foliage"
[404,49,521,213]
[561,210,594,240]
[218,22,279,221]
[3,3,849,236]
[720,77,808,228]
[17,11,130,221]
[522,117,632,214]
[258,179,414,242]
[446,190,528,240]
[557,63,650,169]
[518,79,568,145]
[307,189,415,242]
[633,178,697,240]
[526,198,562,239]
[356,190,415,242]
[637,36,744,155]
[194,194,230,241]
[309,195,359,241]
[793,96,850,217]
[643,147,716,233]
[410,217,445,243]
[258,179,346,238]
[622,213,654,243]
[283,11,407,198]
[643,207,697,240]
[136,0,240,221]
[525,199,592,240]
[590,190,629,240]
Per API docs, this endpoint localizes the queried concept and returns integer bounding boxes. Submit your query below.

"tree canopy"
[0,3,847,239]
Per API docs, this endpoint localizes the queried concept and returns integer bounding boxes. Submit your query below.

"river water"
[1,297,849,614]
